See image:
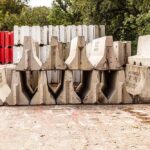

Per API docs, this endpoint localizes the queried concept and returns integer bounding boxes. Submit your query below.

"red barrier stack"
[0,31,13,64]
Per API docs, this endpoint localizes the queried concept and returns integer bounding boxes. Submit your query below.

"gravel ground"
[0,105,149,150]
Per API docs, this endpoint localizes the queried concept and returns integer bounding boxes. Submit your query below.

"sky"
[28,0,53,7]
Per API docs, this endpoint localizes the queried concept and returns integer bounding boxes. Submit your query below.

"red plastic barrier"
[5,48,9,63]
[0,48,5,64]
[9,48,13,63]
[0,31,14,64]
[5,32,14,47]
[5,48,13,63]
[0,32,5,47]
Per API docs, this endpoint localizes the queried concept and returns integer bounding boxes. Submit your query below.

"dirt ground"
[0,105,149,150]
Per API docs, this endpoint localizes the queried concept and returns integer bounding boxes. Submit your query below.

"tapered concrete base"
[30,71,55,105]
[83,70,107,104]
[106,70,133,104]
[6,71,29,105]
[57,70,81,104]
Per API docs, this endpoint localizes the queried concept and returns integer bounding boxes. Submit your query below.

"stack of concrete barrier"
[126,35,150,103]
[0,24,136,105]
[3,36,133,105]
[13,25,105,63]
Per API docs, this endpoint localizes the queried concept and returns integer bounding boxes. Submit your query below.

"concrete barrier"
[6,71,29,105]
[65,36,93,70]
[30,71,55,105]
[0,68,11,105]
[126,64,150,103]
[87,36,120,70]
[83,70,107,104]
[128,35,150,66]
[42,37,66,70]
[104,70,132,104]
[113,41,131,66]
[16,36,42,71]
[57,70,81,104]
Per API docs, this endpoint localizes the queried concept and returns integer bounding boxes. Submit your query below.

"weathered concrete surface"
[113,41,131,66]
[0,68,11,105]
[42,37,66,70]
[128,35,150,66]
[87,36,120,70]
[6,71,30,105]
[57,70,81,104]
[31,71,56,105]
[107,70,133,104]
[83,70,107,104]
[16,36,42,71]
[0,105,149,150]
[65,36,93,70]
[126,64,150,103]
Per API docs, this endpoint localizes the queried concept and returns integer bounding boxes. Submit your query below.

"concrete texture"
[65,36,93,70]
[0,68,11,104]
[0,105,149,150]
[113,41,131,66]
[126,64,150,102]
[57,70,81,104]
[128,35,150,66]
[42,36,66,70]
[31,71,56,105]
[87,36,120,70]
[16,36,42,71]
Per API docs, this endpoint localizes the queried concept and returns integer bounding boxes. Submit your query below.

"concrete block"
[5,64,16,87]
[0,68,11,105]
[66,26,71,43]
[83,70,107,104]
[20,26,31,45]
[39,45,50,63]
[105,70,132,104]
[126,64,150,103]
[88,25,94,42]
[25,71,38,95]
[93,25,99,39]
[13,46,23,64]
[59,25,66,43]
[88,36,120,70]
[128,35,150,66]
[42,26,48,45]
[30,71,55,105]
[14,25,20,45]
[100,25,105,37]
[73,71,83,83]
[87,37,109,70]
[42,36,66,70]
[6,71,29,105]
[113,41,131,66]
[53,26,60,39]
[16,36,42,71]
[31,26,41,44]
[65,36,93,70]
[77,25,83,36]
[82,25,88,42]
[57,70,81,104]
[47,70,61,84]
[71,25,77,39]
[48,25,53,44]
[47,71,62,94]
